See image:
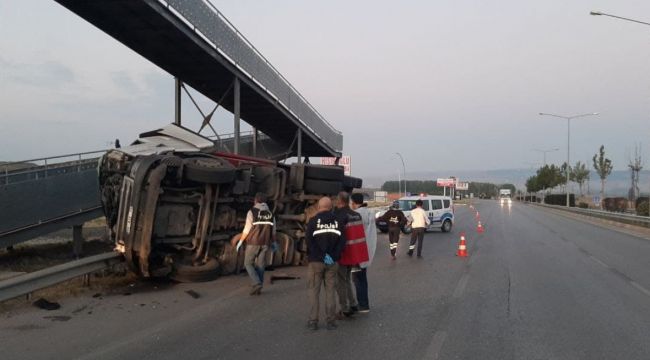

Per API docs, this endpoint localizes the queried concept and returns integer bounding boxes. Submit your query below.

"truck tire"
[304,165,344,181]
[277,233,295,266]
[219,242,239,275]
[304,179,342,195]
[170,258,220,283]
[183,157,236,184]
[343,175,363,189]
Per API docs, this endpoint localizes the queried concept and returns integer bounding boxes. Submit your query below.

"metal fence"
[1,150,106,185]
[161,0,343,152]
[0,151,105,247]
[534,202,650,228]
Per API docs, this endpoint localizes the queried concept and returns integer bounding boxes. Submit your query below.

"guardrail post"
[73,225,84,259]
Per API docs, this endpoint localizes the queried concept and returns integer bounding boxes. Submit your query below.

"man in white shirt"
[408,199,430,258]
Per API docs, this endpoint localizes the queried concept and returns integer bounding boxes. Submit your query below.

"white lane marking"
[589,255,610,269]
[630,281,650,298]
[453,273,470,299]
[424,331,448,360]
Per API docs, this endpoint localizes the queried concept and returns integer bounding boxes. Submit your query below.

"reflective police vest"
[247,207,274,246]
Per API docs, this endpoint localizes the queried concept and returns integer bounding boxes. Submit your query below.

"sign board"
[456,181,469,191]
[374,191,388,203]
[320,156,351,176]
[593,195,601,206]
[436,178,455,187]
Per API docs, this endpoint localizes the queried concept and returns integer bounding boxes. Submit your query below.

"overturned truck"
[99,124,361,282]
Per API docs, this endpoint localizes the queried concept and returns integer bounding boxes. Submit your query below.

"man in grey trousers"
[235,193,276,295]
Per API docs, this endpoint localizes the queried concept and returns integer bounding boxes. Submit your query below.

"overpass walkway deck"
[54,0,342,157]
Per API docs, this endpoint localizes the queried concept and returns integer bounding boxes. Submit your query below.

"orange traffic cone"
[477,221,484,233]
[456,232,468,257]
[476,211,480,220]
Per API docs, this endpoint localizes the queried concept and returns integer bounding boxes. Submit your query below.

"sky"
[1,0,650,180]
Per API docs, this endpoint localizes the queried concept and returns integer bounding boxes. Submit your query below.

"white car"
[376,195,454,233]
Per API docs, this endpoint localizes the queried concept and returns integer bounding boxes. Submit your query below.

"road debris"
[32,298,60,311]
[270,274,300,284]
[185,290,201,299]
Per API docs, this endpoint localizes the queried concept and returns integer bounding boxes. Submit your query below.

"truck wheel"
[304,165,344,181]
[219,242,239,275]
[170,258,220,283]
[304,179,342,195]
[266,247,277,268]
[183,157,236,184]
[277,233,295,266]
[441,220,452,233]
[343,175,363,189]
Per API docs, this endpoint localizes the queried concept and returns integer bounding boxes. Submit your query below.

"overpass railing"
[162,0,343,152]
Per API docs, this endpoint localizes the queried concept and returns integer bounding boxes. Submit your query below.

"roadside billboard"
[436,178,455,187]
[320,156,351,176]
[456,181,469,191]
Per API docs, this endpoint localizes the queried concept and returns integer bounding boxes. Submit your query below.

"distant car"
[375,195,454,234]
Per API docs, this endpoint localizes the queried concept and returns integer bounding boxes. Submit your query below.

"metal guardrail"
[0,252,122,302]
[162,0,343,152]
[1,150,106,185]
[531,202,650,228]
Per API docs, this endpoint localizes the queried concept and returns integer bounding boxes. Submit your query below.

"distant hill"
[361,169,650,197]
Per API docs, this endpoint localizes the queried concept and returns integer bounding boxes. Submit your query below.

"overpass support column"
[296,129,302,164]
[174,77,182,125]
[233,77,241,154]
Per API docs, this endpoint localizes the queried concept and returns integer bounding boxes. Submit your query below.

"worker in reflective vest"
[334,191,369,317]
[235,192,276,296]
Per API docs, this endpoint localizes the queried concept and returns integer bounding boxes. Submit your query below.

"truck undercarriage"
[99,124,361,282]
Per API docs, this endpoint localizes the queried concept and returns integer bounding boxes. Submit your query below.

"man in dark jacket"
[236,192,276,295]
[378,201,408,259]
[306,196,346,330]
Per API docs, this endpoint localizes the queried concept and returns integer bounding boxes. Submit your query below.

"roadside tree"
[592,145,613,202]
[571,161,590,196]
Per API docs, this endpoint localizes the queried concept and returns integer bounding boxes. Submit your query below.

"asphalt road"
[2,200,650,360]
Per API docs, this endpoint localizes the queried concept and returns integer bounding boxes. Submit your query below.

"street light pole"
[532,148,559,165]
[395,152,406,197]
[590,11,650,213]
[590,11,650,27]
[539,112,599,207]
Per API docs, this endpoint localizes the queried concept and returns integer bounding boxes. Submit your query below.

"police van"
[375,195,454,234]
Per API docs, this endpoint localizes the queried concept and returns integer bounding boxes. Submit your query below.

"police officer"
[378,201,407,259]
[306,197,346,330]
[235,192,276,295]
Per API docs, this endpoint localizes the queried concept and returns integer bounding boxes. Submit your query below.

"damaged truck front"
[99,124,361,282]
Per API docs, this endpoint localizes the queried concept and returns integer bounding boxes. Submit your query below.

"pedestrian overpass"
[2,0,344,248]
[54,0,342,158]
